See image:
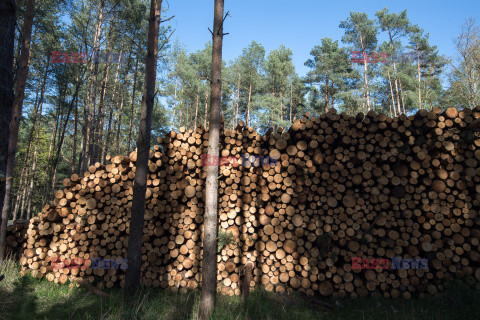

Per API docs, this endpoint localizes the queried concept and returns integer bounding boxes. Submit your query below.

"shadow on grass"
[0,273,199,320]
[1,271,479,320]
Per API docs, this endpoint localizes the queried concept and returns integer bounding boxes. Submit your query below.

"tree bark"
[86,0,105,167]
[42,96,60,204]
[194,93,199,129]
[0,0,33,261]
[198,0,224,319]
[324,77,329,112]
[387,69,397,118]
[94,63,110,163]
[246,82,251,127]
[123,0,162,298]
[115,92,126,155]
[204,89,209,129]
[289,82,292,122]
[171,78,178,130]
[359,39,370,111]
[416,45,422,109]
[25,110,41,219]
[127,56,140,151]
[72,94,78,173]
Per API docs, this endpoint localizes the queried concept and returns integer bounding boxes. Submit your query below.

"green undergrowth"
[1,258,479,320]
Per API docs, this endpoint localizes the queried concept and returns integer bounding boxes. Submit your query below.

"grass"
[1,258,479,320]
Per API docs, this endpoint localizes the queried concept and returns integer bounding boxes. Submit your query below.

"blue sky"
[165,0,480,77]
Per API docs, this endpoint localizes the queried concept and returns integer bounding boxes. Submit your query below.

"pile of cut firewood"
[16,107,480,298]
[5,220,28,257]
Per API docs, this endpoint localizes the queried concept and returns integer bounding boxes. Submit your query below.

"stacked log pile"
[6,220,29,257]
[15,106,480,298]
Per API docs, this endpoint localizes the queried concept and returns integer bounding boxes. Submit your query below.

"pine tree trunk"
[94,62,110,163]
[246,82,251,127]
[124,0,162,298]
[0,0,34,261]
[78,106,88,174]
[234,78,239,128]
[289,82,292,123]
[394,72,402,115]
[127,56,140,151]
[72,95,78,173]
[399,80,406,114]
[42,100,60,204]
[204,89,209,129]
[171,78,178,129]
[417,46,422,109]
[102,107,114,161]
[101,55,122,161]
[324,77,329,112]
[115,92,125,155]
[359,40,370,111]
[85,1,105,168]
[194,93,199,129]
[198,0,224,318]
[387,69,397,118]
[26,114,41,219]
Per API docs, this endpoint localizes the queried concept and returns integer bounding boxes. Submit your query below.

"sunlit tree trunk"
[198,0,225,318]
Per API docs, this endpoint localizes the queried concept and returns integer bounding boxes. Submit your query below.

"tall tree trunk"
[0,0,33,261]
[280,91,284,125]
[124,0,162,298]
[386,35,403,116]
[399,80,406,114]
[194,93,199,129]
[234,77,240,127]
[115,92,125,155]
[387,69,397,118]
[204,89,209,129]
[416,45,422,109]
[246,82,252,127]
[78,103,88,174]
[171,78,178,130]
[102,107,113,160]
[25,103,42,219]
[94,62,110,163]
[360,44,370,111]
[86,0,105,167]
[324,77,329,113]
[289,82,292,123]
[72,94,78,174]
[101,53,122,161]
[127,56,140,151]
[394,71,402,115]
[42,99,60,204]
[198,0,225,318]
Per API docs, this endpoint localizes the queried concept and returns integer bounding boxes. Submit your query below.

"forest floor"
[1,257,479,320]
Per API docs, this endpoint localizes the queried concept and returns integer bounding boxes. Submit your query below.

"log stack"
[6,220,29,257]
[15,106,480,298]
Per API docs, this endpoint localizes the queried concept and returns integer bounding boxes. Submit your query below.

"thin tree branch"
[161,15,174,23]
